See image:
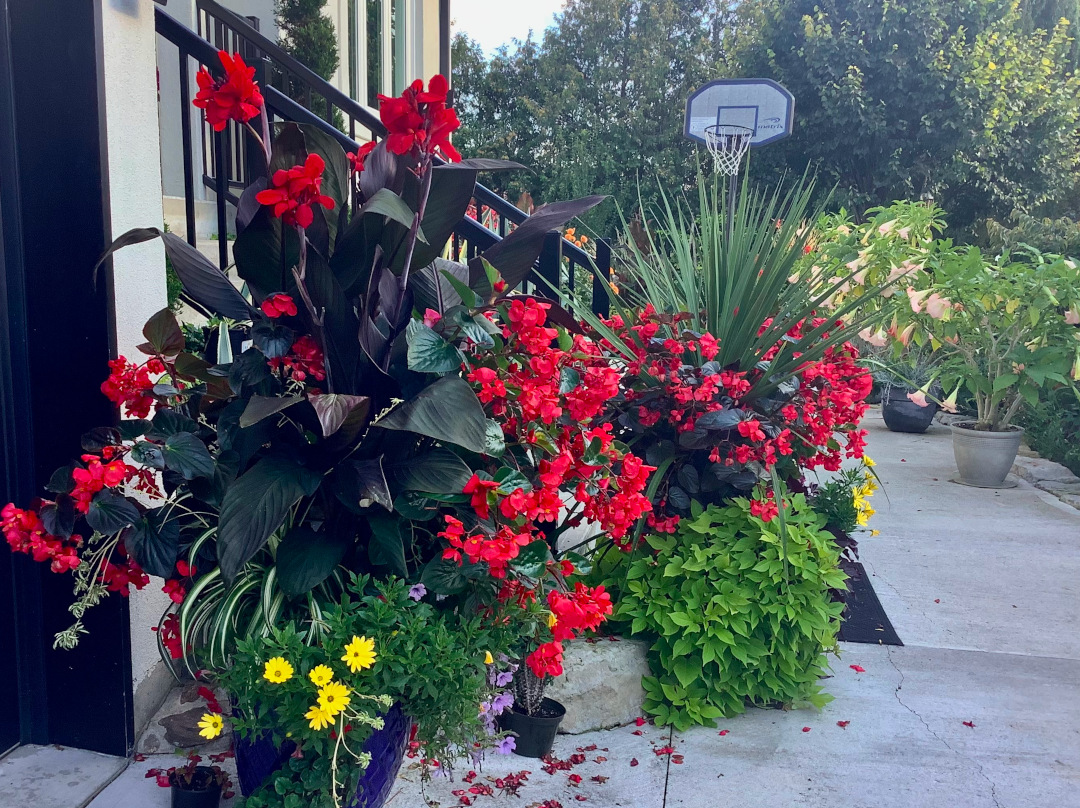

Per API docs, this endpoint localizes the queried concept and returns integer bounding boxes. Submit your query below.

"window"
[366,0,382,106]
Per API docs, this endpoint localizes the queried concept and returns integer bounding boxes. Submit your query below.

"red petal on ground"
[837,721,851,729]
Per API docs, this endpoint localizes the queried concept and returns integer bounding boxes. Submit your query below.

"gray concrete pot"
[950,422,1024,488]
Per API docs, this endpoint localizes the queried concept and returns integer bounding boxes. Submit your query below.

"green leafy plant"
[217,576,518,807]
[613,495,846,729]
[1021,388,1080,477]
[895,249,1080,430]
[809,460,878,538]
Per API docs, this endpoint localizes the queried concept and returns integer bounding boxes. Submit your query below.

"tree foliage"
[454,0,1080,234]
[276,0,340,81]
[736,0,1080,228]
[452,0,738,235]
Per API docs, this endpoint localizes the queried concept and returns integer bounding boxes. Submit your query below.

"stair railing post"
[537,230,562,298]
[592,238,612,317]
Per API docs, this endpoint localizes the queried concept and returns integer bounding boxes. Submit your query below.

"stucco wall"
[100,0,173,736]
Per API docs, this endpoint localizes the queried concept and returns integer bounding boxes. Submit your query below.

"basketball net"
[704,124,752,175]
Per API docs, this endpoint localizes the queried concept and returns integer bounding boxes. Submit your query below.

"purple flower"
[491,691,514,715]
[408,583,427,601]
[494,735,517,755]
[495,670,515,687]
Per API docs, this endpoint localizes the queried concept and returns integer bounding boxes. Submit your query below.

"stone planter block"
[544,637,650,734]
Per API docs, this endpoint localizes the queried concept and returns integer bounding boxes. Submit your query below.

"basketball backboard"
[685,79,794,148]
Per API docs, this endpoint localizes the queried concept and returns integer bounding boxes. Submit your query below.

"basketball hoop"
[704,124,753,175]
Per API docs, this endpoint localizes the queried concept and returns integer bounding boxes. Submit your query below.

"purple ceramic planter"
[235,703,412,807]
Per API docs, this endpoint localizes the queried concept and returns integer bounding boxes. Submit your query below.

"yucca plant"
[577,171,890,398]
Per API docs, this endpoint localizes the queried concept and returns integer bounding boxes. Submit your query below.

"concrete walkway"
[81,409,1080,807]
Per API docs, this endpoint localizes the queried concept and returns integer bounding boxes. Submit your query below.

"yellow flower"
[197,712,224,740]
[547,613,558,629]
[317,681,352,716]
[863,456,875,468]
[341,635,376,673]
[308,664,335,687]
[263,657,294,684]
[871,530,881,537]
[484,651,494,665]
[305,704,334,731]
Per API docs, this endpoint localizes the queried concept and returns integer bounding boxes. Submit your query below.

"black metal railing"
[155,0,610,314]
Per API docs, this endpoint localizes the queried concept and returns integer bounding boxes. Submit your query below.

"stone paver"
[0,744,126,808]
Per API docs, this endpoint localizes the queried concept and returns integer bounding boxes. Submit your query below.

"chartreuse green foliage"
[615,496,846,729]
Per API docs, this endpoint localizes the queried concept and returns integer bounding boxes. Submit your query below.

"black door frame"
[0,0,135,757]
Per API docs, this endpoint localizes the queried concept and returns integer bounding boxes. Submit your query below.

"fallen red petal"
[963,721,975,728]
[837,721,850,729]
[802,726,811,732]
[934,599,941,604]
[630,758,639,767]
[850,664,866,673]
[718,729,730,736]
[671,755,684,764]
[634,717,647,726]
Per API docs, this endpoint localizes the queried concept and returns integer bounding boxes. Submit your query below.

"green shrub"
[614,495,846,729]
[1022,389,1080,477]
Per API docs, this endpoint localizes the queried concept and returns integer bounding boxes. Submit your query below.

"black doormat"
[837,559,903,646]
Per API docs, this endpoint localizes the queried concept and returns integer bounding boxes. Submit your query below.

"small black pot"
[499,698,566,758]
[881,385,939,434]
[171,767,222,808]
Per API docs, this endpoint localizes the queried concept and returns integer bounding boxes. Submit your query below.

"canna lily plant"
[2,49,624,745]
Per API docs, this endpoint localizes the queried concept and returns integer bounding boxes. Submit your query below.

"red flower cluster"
[267,334,326,382]
[193,51,264,132]
[547,583,612,641]
[260,293,298,319]
[439,516,532,579]
[71,454,128,513]
[592,306,872,525]
[1,503,82,573]
[378,74,461,162]
[525,640,565,678]
[464,298,652,544]
[255,153,335,229]
[101,356,163,418]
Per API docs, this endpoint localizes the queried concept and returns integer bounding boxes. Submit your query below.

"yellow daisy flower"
[305,704,334,731]
[308,664,335,687]
[341,635,376,673]
[317,681,352,716]
[197,712,224,740]
[863,456,875,467]
[263,657,294,684]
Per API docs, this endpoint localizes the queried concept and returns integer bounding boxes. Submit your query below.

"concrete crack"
[885,647,1002,808]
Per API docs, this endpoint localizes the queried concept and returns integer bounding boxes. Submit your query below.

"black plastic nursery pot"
[170,767,222,808]
[881,385,939,434]
[499,698,566,758]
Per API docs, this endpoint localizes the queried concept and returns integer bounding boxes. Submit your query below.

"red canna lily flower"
[255,153,335,229]
[376,75,461,162]
[193,51,264,132]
